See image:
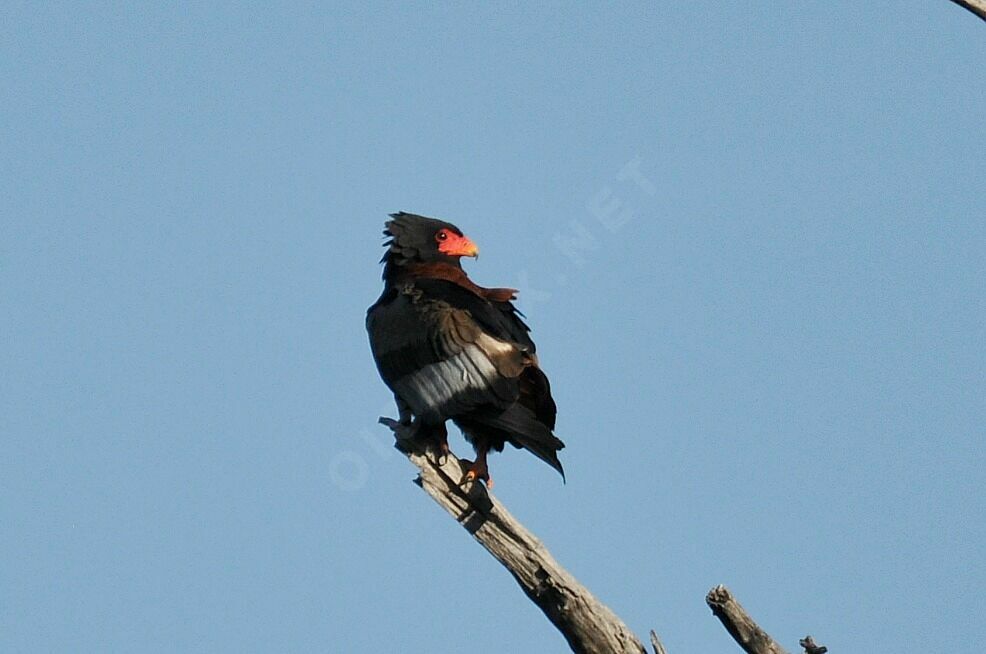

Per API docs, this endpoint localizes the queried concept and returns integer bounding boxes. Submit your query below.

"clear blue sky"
[3,3,984,652]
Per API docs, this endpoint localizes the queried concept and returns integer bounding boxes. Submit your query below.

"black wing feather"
[366,284,523,422]
[410,278,536,352]
[367,277,563,478]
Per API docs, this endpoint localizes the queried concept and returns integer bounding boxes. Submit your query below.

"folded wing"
[367,280,564,476]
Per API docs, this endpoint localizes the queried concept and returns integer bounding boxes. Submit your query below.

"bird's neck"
[388,261,518,303]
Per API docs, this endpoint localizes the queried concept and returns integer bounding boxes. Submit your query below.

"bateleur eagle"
[366,212,565,485]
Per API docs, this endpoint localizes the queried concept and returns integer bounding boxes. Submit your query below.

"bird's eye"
[435,230,448,242]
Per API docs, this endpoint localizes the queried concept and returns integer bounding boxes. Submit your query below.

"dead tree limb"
[649,630,669,654]
[382,417,827,653]
[706,585,789,654]
[381,417,647,654]
[948,0,986,21]
[799,636,828,654]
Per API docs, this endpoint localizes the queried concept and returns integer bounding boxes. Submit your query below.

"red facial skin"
[435,229,479,258]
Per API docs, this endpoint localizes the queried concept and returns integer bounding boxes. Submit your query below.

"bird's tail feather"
[474,404,566,480]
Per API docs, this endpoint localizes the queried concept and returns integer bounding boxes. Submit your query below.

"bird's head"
[381,212,479,277]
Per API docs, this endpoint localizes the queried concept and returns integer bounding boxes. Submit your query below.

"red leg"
[460,445,492,488]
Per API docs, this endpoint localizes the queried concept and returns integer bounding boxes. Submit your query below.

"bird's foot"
[418,425,450,465]
[459,459,493,489]
[424,437,450,464]
[433,439,450,465]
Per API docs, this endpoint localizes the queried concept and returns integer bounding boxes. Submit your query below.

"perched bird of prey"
[366,212,565,485]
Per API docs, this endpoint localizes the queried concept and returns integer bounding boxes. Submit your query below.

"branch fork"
[380,417,825,654]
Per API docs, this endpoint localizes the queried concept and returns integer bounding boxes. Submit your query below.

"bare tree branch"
[948,0,986,21]
[382,418,826,654]
[381,417,647,654]
[706,585,789,654]
[799,635,828,654]
[649,629,669,654]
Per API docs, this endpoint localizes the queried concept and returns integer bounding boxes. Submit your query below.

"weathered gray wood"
[948,0,986,21]
[799,635,828,654]
[649,629,669,654]
[381,417,647,654]
[706,585,789,654]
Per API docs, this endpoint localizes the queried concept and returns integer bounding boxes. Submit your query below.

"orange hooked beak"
[438,233,480,258]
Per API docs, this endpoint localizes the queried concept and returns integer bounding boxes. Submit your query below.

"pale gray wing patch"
[394,343,502,421]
